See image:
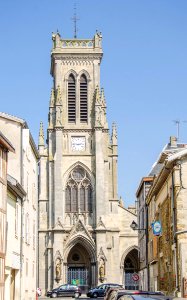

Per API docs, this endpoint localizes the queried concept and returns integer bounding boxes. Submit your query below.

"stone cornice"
[52,54,102,61]
[48,128,109,134]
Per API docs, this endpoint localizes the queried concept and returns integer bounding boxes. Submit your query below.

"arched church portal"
[67,243,92,292]
[124,248,139,290]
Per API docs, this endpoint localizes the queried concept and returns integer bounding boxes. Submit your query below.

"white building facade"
[5,175,26,300]
[0,132,14,300]
[0,112,39,300]
[38,31,139,294]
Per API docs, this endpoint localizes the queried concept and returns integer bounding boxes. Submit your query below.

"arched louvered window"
[65,166,92,212]
[80,75,88,122]
[68,74,76,122]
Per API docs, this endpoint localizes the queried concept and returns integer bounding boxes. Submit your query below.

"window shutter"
[68,74,76,122]
[80,75,88,122]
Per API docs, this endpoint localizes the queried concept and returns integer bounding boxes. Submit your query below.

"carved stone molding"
[63,129,94,133]
[54,55,101,61]
[97,217,106,229]
[53,217,64,230]
[97,247,107,261]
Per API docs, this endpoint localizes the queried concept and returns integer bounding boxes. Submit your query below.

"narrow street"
[39,297,102,300]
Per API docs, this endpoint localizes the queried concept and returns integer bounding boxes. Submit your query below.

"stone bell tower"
[38,31,138,294]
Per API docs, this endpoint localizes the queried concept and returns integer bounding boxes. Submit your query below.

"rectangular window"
[33,220,35,249]
[0,211,6,254]
[26,259,28,276]
[0,148,7,181]
[25,214,30,244]
[26,172,29,201]
[15,203,19,237]
[0,148,2,178]
[32,183,36,209]
[32,261,35,277]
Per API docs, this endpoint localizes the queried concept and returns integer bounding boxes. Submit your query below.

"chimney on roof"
[169,136,177,147]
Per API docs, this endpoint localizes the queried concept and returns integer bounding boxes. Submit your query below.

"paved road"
[39,297,102,300]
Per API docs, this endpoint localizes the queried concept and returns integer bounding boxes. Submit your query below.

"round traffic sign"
[132,273,139,282]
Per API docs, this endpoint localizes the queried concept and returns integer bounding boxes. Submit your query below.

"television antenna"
[173,120,180,141]
[172,119,187,141]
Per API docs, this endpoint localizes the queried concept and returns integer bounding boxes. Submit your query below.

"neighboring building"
[0,132,15,300]
[146,136,187,296]
[5,175,26,300]
[38,31,138,294]
[0,113,39,300]
[136,177,153,290]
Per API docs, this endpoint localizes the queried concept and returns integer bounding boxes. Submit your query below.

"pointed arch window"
[65,166,92,213]
[80,75,88,122]
[68,74,76,122]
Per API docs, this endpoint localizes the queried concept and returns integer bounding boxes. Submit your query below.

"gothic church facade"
[38,31,138,293]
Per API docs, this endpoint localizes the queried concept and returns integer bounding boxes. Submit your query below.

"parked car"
[87,284,123,298]
[104,286,123,300]
[117,295,171,300]
[105,289,166,300]
[47,284,82,298]
[115,291,171,300]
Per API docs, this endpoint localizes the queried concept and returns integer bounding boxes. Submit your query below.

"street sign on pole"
[132,273,139,282]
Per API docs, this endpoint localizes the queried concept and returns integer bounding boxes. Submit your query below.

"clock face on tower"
[71,137,86,151]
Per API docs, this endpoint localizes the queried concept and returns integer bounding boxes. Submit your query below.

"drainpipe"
[171,170,179,295]
[145,204,149,291]
[20,197,25,300]
[20,125,24,300]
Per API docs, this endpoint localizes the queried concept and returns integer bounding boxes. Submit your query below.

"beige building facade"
[146,137,187,296]
[5,175,26,300]
[38,31,138,294]
[136,177,153,291]
[0,132,14,300]
[0,113,39,300]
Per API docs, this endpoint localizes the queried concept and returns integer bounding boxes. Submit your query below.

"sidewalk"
[39,294,88,300]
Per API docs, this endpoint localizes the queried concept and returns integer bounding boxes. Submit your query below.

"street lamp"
[130,220,146,231]
[130,220,149,290]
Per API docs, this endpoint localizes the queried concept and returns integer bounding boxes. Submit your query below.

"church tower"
[38,31,138,293]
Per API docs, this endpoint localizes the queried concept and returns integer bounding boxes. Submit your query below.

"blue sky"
[1,0,187,206]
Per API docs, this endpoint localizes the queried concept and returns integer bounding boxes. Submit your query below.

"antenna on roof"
[71,2,79,39]
[173,120,180,141]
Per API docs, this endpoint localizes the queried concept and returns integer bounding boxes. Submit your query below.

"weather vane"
[71,2,79,39]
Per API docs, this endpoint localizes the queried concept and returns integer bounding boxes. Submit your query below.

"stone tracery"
[65,166,92,213]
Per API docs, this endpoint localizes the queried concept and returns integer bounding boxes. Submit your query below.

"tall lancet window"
[80,75,88,122]
[65,166,92,213]
[68,74,76,122]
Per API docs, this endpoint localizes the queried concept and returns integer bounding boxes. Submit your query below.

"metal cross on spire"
[71,2,79,39]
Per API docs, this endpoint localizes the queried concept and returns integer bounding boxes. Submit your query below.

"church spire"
[101,88,106,108]
[38,121,45,147]
[111,122,118,145]
[49,88,55,107]
[95,85,101,105]
[56,85,62,105]
[101,88,108,129]
[55,86,63,127]
[94,86,102,127]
